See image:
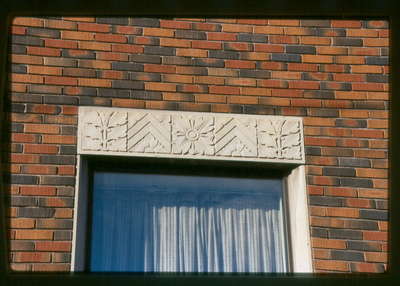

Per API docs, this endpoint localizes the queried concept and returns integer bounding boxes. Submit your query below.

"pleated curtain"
[90,173,288,273]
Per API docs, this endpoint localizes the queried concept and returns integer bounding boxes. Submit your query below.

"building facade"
[5,17,389,272]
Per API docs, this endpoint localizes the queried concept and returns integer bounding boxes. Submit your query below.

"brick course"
[5,17,389,273]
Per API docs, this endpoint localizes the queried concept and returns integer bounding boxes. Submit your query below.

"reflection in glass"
[90,172,287,272]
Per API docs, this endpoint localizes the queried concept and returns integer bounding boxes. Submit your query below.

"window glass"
[89,172,288,272]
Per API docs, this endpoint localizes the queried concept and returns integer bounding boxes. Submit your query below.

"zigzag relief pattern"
[79,107,304,163]
[127,113,171,153]
[215,117,257,157]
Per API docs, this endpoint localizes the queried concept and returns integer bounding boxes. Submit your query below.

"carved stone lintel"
[78,107,305,164]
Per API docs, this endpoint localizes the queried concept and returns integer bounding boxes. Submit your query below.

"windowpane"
[89,172,288,272]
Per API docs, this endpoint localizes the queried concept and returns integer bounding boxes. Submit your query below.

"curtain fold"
[90,173,288,273]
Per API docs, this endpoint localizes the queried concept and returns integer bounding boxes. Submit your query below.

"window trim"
[71,107,313,273]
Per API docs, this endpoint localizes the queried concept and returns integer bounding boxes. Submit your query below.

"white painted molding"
[286,165,313,272]
[77,107,305,164]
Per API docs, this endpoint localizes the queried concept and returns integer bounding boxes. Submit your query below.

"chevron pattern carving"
[79,107,304,164]
[127,113,171,154]
[215,117,257,157]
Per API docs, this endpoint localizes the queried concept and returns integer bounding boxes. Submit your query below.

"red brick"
[300,36,331,45]
[41,135,76,144]
[143,27,174,37]
[271,71,301,80]
[195,94,226,104]
[257,79,287,88]
[57,166,76,176]
[45,76,77,86]
[111,44,143,53]
[61,30,94,40]
[331,20,362,28]
[160,19,192,29]
[284,27,314,35]
[11,54,43,65]
[335,56,365,65]
[78,41,111,51]
[315,260,349,271]
[193,23,220,31]
[160,38,191,48]
[176,48,207,57]
[144,64,176,74]
[317,46,348,55]
[222,24,252,33]
[27,66,62,76]
[287,63,318,71]
[27,46,60,57]
[271,89,303,98]
[24,144,59,154]
[14,252,51,263]
[13,17,44,27]
[289,81,319,90]
[209,85,240,95]
[207,32,236,41]
[10,218,35,229]
[345,198,373,208]
[35,241,72,252]
[312,238,346,249]
[225,60,255,69]
[145,82,176,92]
[114,26,142,35]
[254,43,284,53]
[15,230,53,240]
[63,17,95,22]
[78,22,110,32]
[96,52,129,61]
[45,19,77,30]
[268,19,299,26]
[10,154,40,164]
[194,76,224,85]
[10,25,25,35]
[12,74,43,84]
[227,96,258,105]
[254,26,283,34]
[94,33,127,43]
[269,35,298,44]
[54,209,74,219]
[363,38,389,47]
[325,187,357,197]
[78,78,111,88]
[238,19,268,25]
[62,106,78,115]
[192,40,222,50]
[226,78,256,87]
[303,55,333,64]
[363,231,388,241]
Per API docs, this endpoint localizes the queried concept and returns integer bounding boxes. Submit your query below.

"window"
[72,107,312,273]
[89,169,288,272]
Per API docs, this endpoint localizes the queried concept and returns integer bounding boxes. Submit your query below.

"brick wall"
[4,17,389,272]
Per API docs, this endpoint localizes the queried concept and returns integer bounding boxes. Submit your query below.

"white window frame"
[71,107,313,273]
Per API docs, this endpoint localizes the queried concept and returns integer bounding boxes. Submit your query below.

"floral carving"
[83,111,127,151]
[172,115,214,155]
[257,119,302,160]
[79,107,304,163]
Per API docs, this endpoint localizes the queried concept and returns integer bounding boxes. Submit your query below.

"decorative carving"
[78,107,304,163]
[257,119,302,160]
[172,115,214,155]
[127,113,171,153]
[82,111,127,151]
[215,117,257,157]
